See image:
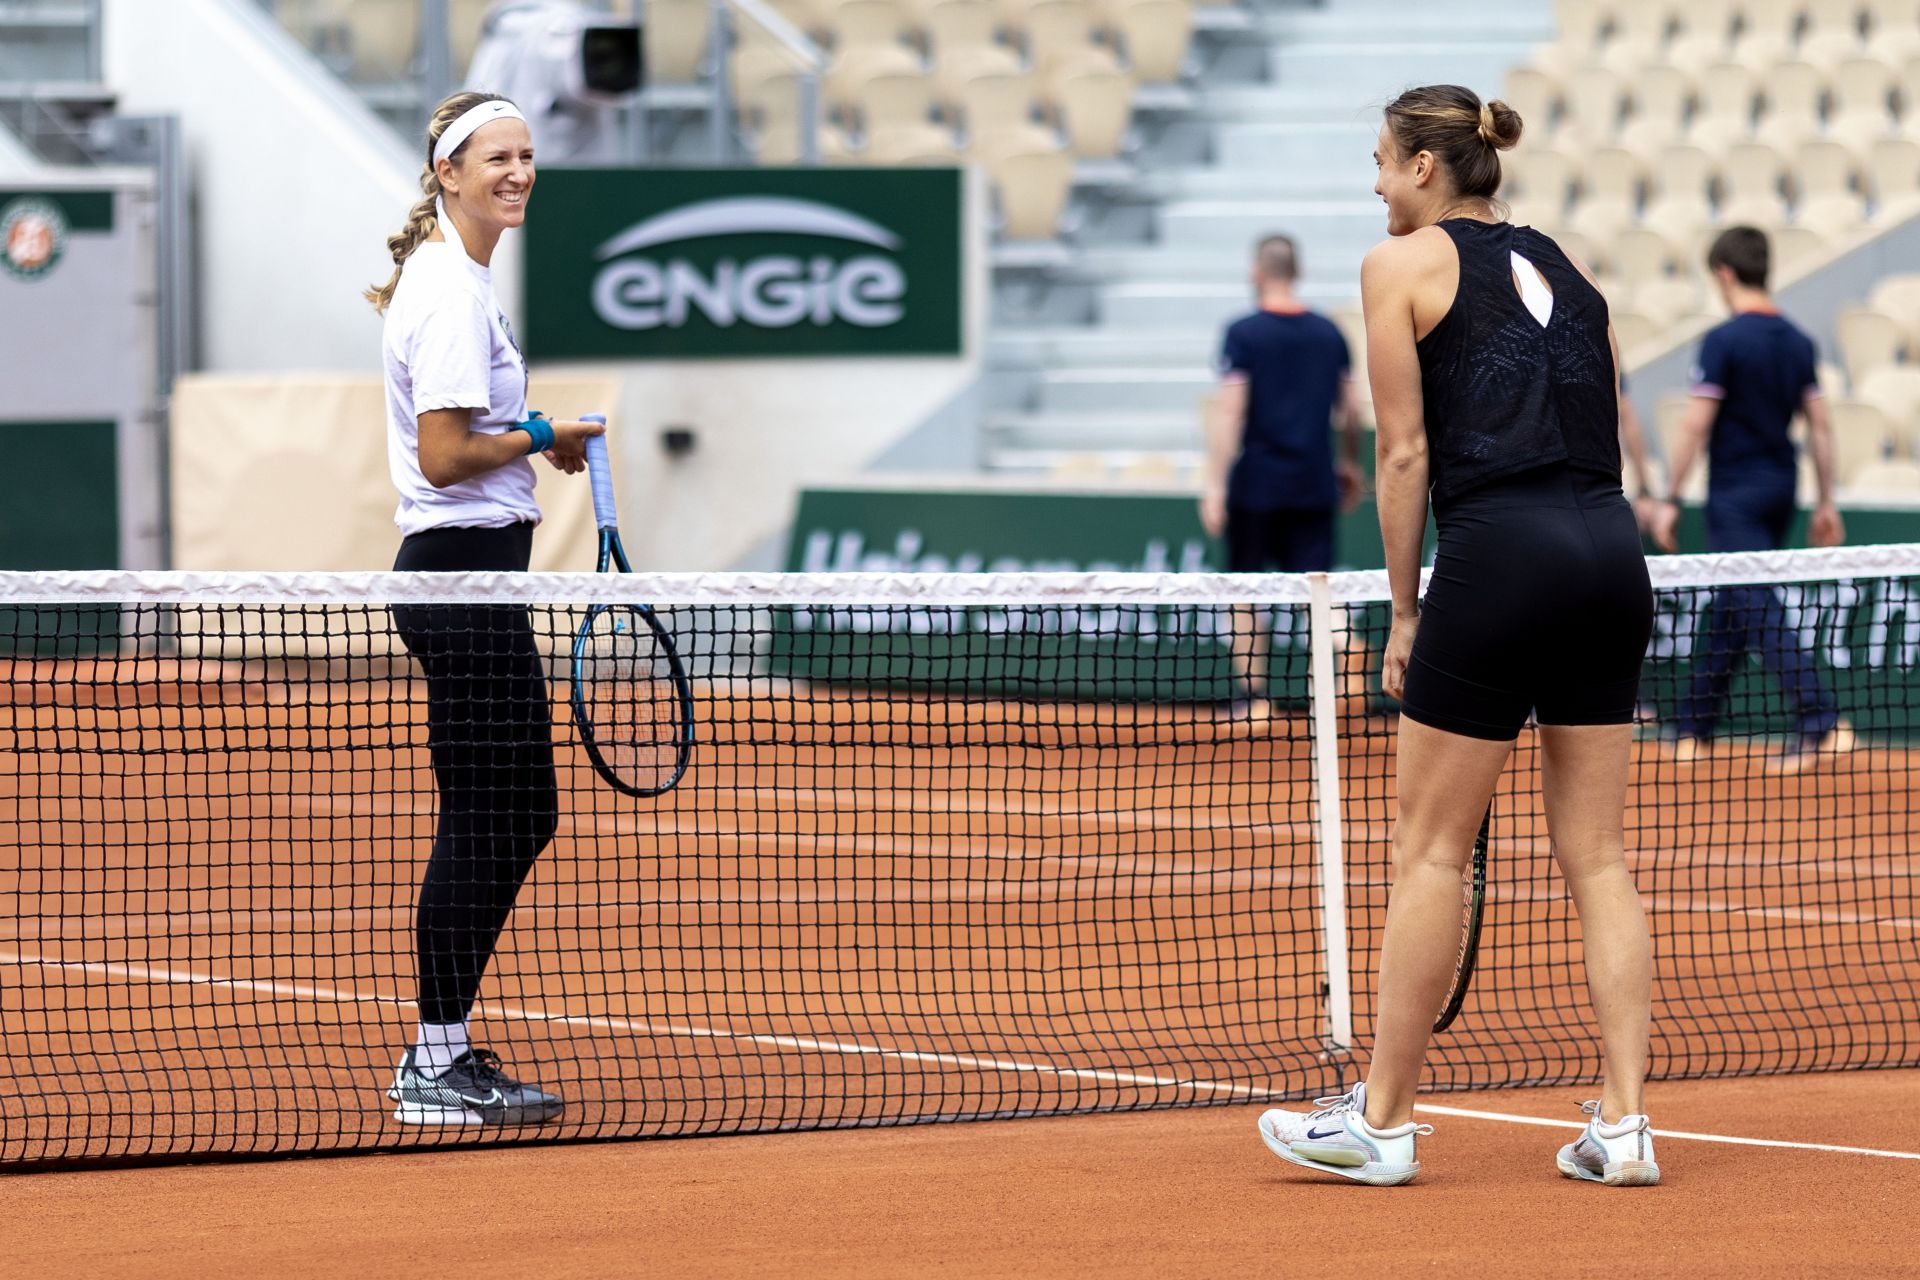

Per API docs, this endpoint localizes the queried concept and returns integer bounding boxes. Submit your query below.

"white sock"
[413,1020,470,1077]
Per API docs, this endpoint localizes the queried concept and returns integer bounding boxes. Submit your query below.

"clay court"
[4,585,1918,1274]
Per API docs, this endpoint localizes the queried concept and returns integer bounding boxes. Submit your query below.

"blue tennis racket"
[569,419,694,798]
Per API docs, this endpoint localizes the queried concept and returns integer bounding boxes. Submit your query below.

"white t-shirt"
[382,219,540,535]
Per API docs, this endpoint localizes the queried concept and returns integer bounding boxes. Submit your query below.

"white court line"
[6,949,1915,1160]
[0,950,1269,1101]
[1414,1103,1920,1161]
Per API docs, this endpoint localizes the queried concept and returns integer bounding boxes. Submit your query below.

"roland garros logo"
[0,197,67,282]
[591,196,906,331]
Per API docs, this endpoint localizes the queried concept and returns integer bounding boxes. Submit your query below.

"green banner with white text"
[522,167,963,360]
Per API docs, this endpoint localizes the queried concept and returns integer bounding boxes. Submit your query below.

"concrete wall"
[102,0,418,374]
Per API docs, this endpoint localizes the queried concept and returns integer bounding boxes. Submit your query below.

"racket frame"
[568,422,696,797]
[1432,803,1491,1034]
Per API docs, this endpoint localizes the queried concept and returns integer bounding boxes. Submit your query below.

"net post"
[1307,572,1354,1052]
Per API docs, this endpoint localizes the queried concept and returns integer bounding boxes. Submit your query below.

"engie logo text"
[593,197,906,331]
[525,167,963,359]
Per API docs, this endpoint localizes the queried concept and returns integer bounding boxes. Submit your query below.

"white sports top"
[381,205,540,535]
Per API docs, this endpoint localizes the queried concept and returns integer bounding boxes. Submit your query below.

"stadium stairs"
[980,0,1551,477]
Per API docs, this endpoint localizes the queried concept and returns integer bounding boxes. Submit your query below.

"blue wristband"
[514,414,555,455]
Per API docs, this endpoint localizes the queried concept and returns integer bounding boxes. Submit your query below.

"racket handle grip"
[582,416,616,531]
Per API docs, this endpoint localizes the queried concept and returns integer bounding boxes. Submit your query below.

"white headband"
[432,99,526,167]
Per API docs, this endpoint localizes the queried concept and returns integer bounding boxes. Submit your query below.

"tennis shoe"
[1769,719,1856,775]
[1555,1100,1660,1186]
[1257,1082,1431,1187]
[1660,732,1711,764]
[389,1048,564,1126]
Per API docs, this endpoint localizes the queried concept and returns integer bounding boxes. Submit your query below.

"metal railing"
[715,0,823,164]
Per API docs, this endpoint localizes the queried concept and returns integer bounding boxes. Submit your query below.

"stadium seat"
[1553,227,1605,274]
[1868,137,1920,219]
[921,0,998,54]
[1664,0,1738,73]
[1845,457,1920,491]
[1729,0,1799,67]
[1619,64,1695,153]
[857,67,937,134]
[1634,275,1705,326]
[1827,400,1893,482]
[1547,0,1606,70]
[757,117,856,162]
[1598,5,1671,75]
[1755,61,1825,152]
[831,0,911,50]
[1045,65,1133,158]
[1827,57,1900,155]
[1721,141,1789,225]
[1771,223,1828,273]
[1585,145,1648,206]
[767,0,835,39]
[1836,306,1906,383]
[1691,62,1759,149]
[1502,67,1561,134]
[1051,453,1110,480]
[1013,0,1121,79]
[1612,226,1683,286]
[1794,138,1862,204]
[1106,0,1192,84]
[645,0,712,83]
[1794,190,1869,239]
[1797,28,1866,74]
[863,122,963,162]
[733,40,808,118]
[945,64,1035,133]
[1866,274,1920,334]
[1507,144,1575,216]
[1611,307,1660,353]
[342,0,415,80]
[824,45,923,119]
[1569,197,1637,244]
[1560,67,1629,144]
[979,137,1075,239]
[1865,0,1920,60]
[1853,364,1920,427]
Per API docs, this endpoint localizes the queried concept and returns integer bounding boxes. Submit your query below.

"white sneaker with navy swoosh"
[388,1048,564,1126]
[1556,1100,1661,1186]
[1257,1082,1431,1186]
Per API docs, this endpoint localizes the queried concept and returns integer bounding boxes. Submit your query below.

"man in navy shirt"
[1650,226,1852,770]
[1201,234,1362,719]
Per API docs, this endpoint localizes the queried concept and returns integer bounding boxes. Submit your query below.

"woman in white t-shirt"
[365,91,602,1127]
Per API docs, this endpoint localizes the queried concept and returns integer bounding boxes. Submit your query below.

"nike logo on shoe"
[457,1088,505,1108]
[1304,1125,1348,1140]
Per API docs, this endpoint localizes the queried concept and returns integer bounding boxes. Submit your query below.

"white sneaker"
[1556,1100,1661,1186]
[1256,1082,1432,1187]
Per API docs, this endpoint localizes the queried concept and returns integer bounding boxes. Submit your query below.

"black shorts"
[1401,465,1653,742]
[1225,505,1335,573]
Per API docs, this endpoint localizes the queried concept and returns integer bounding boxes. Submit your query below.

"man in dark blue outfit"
[1201,234,1362,720]
[1650,226,1853,771]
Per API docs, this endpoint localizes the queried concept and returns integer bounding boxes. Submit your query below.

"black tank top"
[1415,219,1620,507]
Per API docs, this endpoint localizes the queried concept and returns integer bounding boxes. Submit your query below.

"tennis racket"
[1432,803,1491,1034]
[569,419,694,797]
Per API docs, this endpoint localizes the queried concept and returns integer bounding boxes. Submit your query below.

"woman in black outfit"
[366,91,605,1125]
[1257,85,1661,1187]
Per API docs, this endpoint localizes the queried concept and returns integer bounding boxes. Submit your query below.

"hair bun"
[1478,98,1524,151]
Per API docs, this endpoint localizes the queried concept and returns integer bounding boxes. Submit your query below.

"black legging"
[391,523,559,1026]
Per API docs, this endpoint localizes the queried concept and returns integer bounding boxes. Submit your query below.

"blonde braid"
[364,91,510,313]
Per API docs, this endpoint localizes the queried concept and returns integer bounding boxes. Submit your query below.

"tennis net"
[2,546,1917,1169]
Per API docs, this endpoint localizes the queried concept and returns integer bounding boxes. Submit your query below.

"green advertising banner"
[522,167,963,360]
[775,486,1920,728]
[0,419,119,655]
